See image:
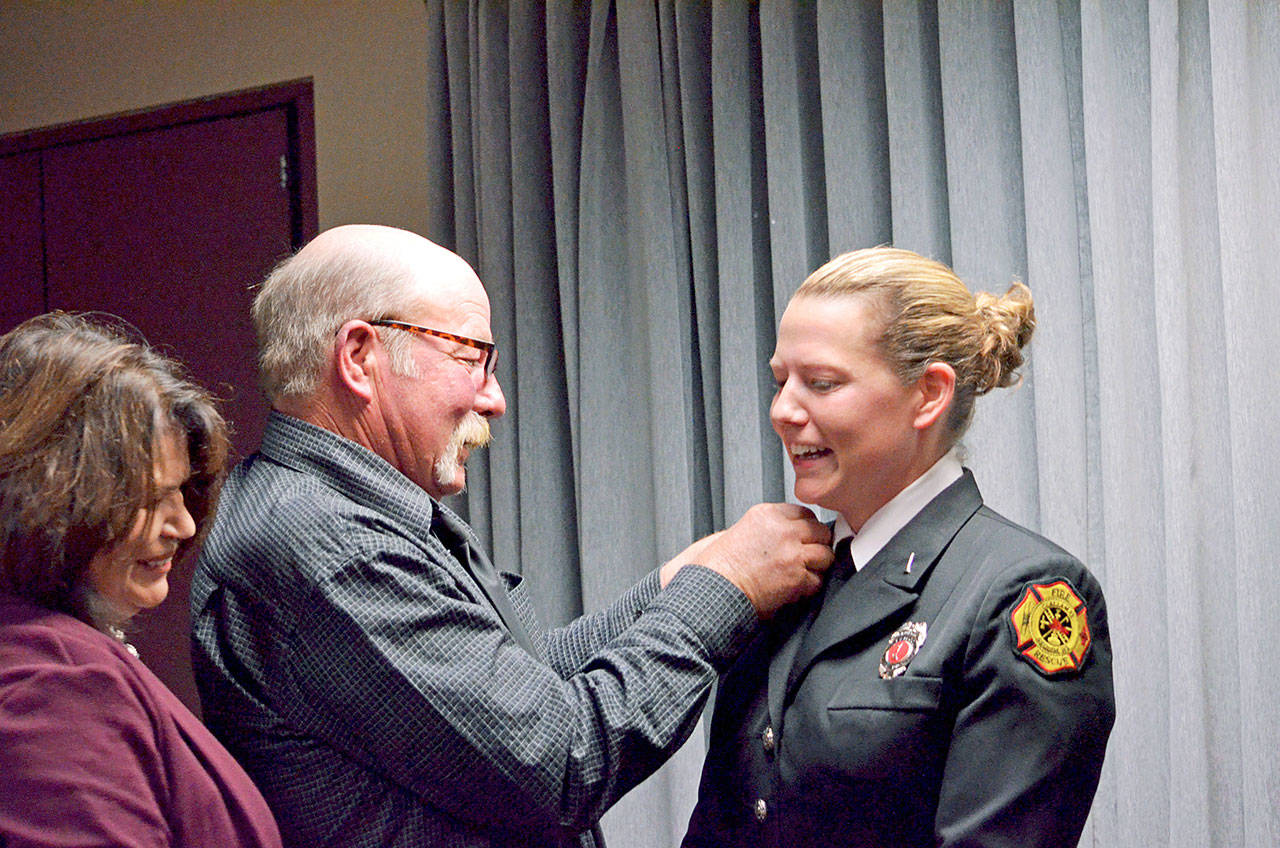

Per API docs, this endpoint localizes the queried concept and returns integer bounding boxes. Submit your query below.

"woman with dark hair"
[684,248,1115,847]
[0,313,281,847]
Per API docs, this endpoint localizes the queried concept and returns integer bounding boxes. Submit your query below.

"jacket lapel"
[767,471,984,726]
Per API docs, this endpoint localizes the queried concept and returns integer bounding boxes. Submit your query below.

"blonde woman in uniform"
[684,247,1114,848]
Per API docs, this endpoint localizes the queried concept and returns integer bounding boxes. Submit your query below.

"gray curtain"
[422,1,1280,846]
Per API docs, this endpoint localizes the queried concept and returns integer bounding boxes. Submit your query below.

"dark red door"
[38,111,298,710]
[1,83,316,713]
[43,108,293,455]
[0,152,46,328]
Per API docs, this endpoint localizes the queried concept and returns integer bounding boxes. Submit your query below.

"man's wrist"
[657,565,758,665]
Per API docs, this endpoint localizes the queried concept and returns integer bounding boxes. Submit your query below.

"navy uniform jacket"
[684,470,1114,847]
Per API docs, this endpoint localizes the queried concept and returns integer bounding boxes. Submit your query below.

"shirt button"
[761,725,776,753]
[754,798,768,823]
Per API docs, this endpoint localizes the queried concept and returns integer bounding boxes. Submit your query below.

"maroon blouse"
[0,594,282,848]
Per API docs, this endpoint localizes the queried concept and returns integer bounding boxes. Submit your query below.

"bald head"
[300,225,464,274]
[252,225,490,402]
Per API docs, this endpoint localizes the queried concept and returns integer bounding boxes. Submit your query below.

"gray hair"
[252,245,421,400]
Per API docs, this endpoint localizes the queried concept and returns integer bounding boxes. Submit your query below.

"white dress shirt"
[832,449,963,571]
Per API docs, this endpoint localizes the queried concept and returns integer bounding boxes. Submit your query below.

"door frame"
[0,77,318,247]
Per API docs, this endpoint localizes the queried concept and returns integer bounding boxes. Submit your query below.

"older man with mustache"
[190,225,833,848]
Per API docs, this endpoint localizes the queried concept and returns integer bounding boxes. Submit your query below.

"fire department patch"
[879,621,928,679]
[1009,579,1092,676]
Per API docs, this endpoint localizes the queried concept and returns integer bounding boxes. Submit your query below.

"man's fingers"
[790,512,832,544]
[794,569,824,599]
[772,502,815,518]
[803,541,835,572]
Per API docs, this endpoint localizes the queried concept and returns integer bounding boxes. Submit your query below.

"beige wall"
[0,0,434,233]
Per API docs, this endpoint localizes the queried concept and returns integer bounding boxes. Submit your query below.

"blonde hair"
[796,246,1035,441]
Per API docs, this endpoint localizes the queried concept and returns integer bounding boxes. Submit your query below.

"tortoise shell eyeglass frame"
[368,319,497,380]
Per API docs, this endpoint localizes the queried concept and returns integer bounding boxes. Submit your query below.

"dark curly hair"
[0,312,229,630]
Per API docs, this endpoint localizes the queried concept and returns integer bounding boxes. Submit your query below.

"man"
[191,225,833,848]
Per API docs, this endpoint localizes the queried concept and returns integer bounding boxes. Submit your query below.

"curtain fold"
[423,1,1280,845]
[885,0,951,257]
[1212,5,1280,845]
[1082,1,1171,842]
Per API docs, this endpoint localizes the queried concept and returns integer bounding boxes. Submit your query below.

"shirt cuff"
[654,565,758,669]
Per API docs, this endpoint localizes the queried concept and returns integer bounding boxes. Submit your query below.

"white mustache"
[454,412,491,451]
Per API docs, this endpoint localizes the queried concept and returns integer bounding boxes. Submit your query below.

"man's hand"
[691,503,833,618]
[660,531,725,588]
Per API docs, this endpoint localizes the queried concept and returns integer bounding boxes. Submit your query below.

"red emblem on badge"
[879,621,927,679]
[1009,579,1092,676]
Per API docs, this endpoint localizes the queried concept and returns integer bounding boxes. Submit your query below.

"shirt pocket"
[828,674,944,712]
[500,571,540,637]
[793,675,947,782]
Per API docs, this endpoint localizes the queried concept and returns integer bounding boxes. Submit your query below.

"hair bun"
[973,281,1035,393]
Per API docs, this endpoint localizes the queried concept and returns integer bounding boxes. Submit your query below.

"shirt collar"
[832,448,964,571]
[260,410,440,530]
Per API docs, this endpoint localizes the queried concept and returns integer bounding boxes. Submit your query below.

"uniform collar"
[832,449,964,571]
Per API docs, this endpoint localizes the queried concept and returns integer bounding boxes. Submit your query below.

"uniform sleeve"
[934,557,1115,847]
[280,543,756,837]
[0,659,171,848]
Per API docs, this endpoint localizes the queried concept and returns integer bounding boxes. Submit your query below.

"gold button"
[761,726,775,752]
[754,798,768,823]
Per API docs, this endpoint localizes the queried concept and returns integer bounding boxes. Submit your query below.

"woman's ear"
[334,320,379,403]
[913,361,955,431]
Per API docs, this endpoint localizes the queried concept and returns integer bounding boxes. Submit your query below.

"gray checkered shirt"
[191,412,757,848]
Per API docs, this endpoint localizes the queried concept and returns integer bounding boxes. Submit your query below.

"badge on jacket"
[1009,579,1092,676]
[879,621,927,679]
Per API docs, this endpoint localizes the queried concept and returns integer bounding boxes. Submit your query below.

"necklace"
[107,625,139,658]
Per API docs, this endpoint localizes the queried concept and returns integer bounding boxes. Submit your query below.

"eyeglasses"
[369,319,498,380]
